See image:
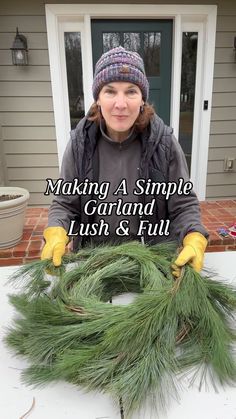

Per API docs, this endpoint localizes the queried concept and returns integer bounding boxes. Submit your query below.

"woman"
[41,46,208,277]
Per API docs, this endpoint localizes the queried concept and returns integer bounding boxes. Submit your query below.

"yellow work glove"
[172,232,208,278]
[41,226,69,267]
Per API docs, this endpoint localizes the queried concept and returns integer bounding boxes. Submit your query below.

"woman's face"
[97,82,144,141]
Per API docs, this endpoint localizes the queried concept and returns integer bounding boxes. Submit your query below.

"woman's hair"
[87,102,155,132]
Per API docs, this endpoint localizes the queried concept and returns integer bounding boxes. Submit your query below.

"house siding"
[0,10,57,205]
[208,8,236,199]
[0,0,235,205]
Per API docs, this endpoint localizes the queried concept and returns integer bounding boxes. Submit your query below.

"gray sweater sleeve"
[47,139,81,231]
[167,135,209,244]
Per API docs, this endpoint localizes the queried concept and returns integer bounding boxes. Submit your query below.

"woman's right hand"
[41,226,69,266]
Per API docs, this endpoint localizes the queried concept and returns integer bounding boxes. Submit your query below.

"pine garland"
[4,241,236,417]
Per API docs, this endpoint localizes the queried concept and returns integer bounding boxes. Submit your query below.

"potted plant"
[0,186,30,248]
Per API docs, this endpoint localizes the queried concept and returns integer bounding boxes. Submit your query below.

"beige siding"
[0,81,52,96]
[207,161,226,173]
[10,180,53,192]
[206,185,236,199]
[6,154,58,167]
[3,126,56,140]
[0,16,47,32]
[0,97,53,112]
[212,92,236,107]
[8,167,59,180]
[211,108,236,121]
[4,140,57,153]
[214,63,236,78]
[214,48,235,63]
[209,134,236,147]
[210,122,236,135]
[0,10,57,206]
[1,113,55,126]
[0,0,236,205]
[209,5,236,200]
[207,173,236,185]
[208,148,236,160]
[0,33,48,49]
[0,49,50,66]
[0,66,51,81]
[0,125,7,185]
[213,78,236,92]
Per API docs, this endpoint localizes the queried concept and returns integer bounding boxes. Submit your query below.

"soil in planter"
[0,194,23,202]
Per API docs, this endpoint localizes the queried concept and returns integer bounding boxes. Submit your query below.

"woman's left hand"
[172,232,208,278]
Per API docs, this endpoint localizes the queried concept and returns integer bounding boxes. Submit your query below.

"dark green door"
[91,19,172,125]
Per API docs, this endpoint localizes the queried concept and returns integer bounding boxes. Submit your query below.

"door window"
[64,32,85,129]
[103,33,120,51]
[178,32,198,173]
[144,32,161,76]
[102,31,161,76]
[123,32,141,53]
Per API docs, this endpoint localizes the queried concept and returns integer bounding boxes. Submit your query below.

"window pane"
[144,32,161,76]
[124,32,141,53]
[103,33,120,52]
[64,32,85,129]
[179,32,198,173]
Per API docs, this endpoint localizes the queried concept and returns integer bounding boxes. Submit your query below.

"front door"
[91,19,172,125]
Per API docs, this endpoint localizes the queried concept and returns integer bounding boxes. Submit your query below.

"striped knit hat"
[92,46,149,101]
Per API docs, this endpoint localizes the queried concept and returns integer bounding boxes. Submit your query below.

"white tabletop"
[1,252,236,419]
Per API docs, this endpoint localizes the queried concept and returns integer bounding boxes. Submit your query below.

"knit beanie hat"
[92,46,149,101]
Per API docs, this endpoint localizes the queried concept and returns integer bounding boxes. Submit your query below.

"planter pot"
[0,187,30,249]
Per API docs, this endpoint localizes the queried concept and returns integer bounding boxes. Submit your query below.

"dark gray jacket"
[48,114,208,249]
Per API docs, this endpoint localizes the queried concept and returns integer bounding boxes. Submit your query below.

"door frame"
[45,3,217,200]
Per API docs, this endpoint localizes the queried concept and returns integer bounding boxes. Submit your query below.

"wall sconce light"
[11,27,28,65]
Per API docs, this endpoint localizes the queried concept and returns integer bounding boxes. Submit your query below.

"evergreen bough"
[4,241,236,417]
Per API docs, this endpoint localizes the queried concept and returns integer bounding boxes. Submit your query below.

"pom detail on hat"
[92,46,149,101]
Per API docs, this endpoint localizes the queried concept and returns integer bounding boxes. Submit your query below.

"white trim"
[58,21,74,160]
[181,22,204,194]
[46,4,216,16]
[170,14,182,137]
[83,15,94,111]
[197,10,217,200]
[45,4,217,199]
[45,7,67,168]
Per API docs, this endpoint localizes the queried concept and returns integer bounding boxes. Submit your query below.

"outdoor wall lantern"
[11,28,28,65]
